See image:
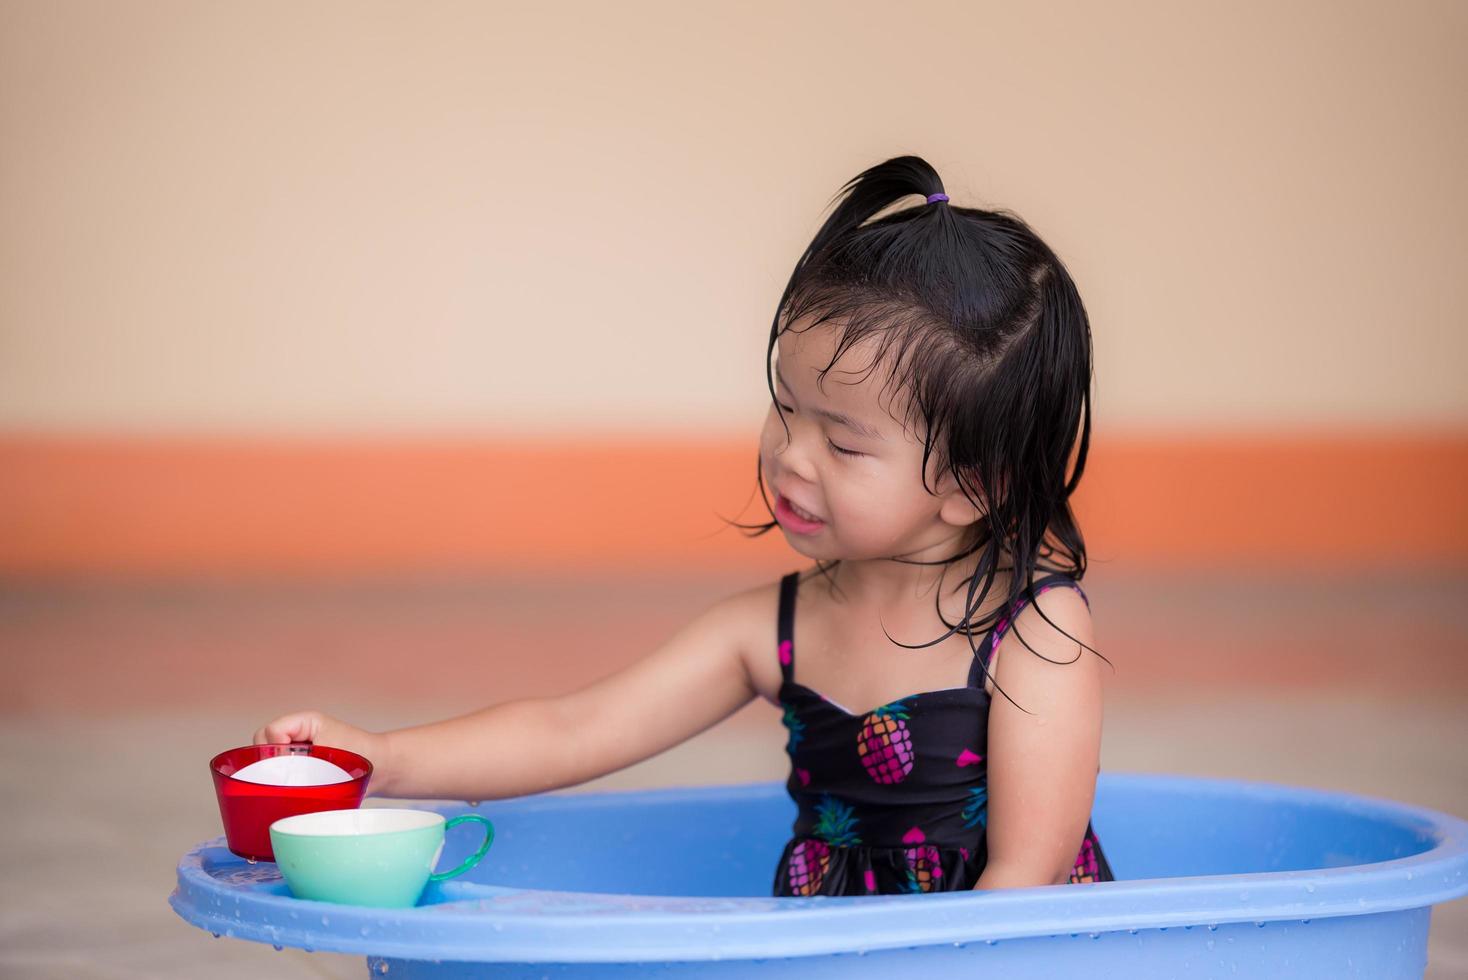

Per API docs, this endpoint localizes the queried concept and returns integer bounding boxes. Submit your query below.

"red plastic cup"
[210,743,372,861]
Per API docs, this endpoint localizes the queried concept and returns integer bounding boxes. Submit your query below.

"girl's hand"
[253,709,336,746]
[251,710,392,795]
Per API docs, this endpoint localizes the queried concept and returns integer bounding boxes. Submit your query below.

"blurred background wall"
[2,0,1465,576]
[1,2,1465,978]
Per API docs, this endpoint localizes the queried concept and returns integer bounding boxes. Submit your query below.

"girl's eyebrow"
[774,362,887,442]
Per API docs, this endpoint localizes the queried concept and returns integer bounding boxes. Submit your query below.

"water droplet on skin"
[210,933,220,939]
[272,945,283,952]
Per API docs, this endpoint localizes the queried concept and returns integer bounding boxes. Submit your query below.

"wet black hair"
[724,154,1112,712]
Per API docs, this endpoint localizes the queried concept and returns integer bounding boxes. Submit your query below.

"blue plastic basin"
[170,772,1468,978]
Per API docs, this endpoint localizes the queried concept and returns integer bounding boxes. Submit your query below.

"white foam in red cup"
[231,754,353,786]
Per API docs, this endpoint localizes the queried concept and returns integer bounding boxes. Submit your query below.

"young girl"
[254,154,1115,897]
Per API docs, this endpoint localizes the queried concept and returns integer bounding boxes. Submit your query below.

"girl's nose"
[771,426,819,484]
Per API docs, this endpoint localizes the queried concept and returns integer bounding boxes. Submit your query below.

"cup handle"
[428,814,496,882]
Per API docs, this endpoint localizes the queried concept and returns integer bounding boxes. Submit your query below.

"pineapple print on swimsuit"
[785,794,863,896]
[856,699,915,784]
[772,570,1116,896]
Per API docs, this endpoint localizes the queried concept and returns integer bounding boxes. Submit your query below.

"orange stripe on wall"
[1,433,1465,578]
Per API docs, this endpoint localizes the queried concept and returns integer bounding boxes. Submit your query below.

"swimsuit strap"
[777,571,800,683]
[967,572,1090,688]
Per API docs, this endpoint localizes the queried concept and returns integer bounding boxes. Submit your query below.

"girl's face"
[759,320,984,564]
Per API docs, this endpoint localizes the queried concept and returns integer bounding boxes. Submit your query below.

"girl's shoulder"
[714,572,804,708]
[988,567,1096,679]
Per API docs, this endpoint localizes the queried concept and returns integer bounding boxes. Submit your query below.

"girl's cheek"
[757,411,777,449]
[758,421,783,465]
[760,409,804,463]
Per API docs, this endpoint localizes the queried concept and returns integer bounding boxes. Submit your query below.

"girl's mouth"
[775,494,826,534]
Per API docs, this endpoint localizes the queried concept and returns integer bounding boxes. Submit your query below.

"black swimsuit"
[772,569,1115,896]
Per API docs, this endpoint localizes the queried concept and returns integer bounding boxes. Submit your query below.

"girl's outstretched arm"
[254,585,765,802]
[972,586,1104,889]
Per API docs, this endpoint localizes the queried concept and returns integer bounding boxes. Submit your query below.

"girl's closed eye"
[775,402,864,458]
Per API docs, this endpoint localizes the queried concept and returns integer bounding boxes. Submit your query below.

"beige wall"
[2,0,1464,438]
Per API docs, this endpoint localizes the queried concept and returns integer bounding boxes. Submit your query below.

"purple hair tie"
[926,193,949,204]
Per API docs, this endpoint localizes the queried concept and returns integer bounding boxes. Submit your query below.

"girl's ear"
[934,466,988,529]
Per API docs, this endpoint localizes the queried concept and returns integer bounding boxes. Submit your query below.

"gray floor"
[1,570,1465,977]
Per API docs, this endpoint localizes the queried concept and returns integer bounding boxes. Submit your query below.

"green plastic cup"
[269,808,494,908]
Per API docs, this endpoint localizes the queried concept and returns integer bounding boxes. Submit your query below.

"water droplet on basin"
[1088,933,1100,940]
[321,916,330,926]
[468,800,480,807]
[1206,924,1219,932]
[376,963,389,975]
[1206,939,1215,951]
[360,927,371,937]
[1254,921,1265,928]
[246,857,257,865]
[1305,883,1315,893]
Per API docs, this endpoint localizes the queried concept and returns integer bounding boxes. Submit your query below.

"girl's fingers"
[251,712,321,745]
